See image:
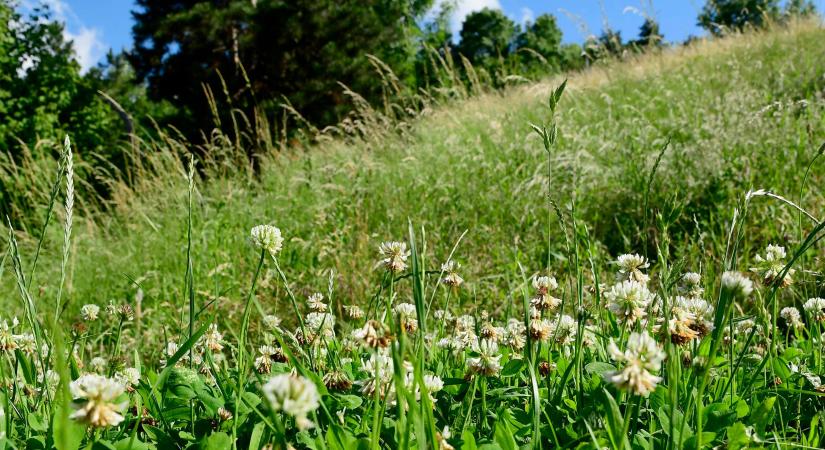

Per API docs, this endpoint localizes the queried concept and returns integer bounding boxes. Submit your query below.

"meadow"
[0,19,824,449]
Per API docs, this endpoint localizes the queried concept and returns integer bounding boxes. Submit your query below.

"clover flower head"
[250,225,284,257]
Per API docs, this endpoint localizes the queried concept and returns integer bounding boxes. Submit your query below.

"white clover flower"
[69,374,127,427]
[529,318,554,342]
[14,333,36,354]
[440,260,464,287]
[80,304,100,321]
[721,271,753,299]
[780,307,804,328]
[393,303,419,333]
[606,280,653,324]
[343,305,364,320]
[552,315,578,346]
[503,319,526,351]
[250,225,284,257]
[377,241,410,273]
[0,317,18,353]
[351,320,391,349]
[750,244,794,287]
[616,254,650,284]
[434,309,453,322]
[255,345,278,374]
[455,315,475,331]
[262,374,320,430]
[675,296,714,337]
[467,339,501,376]
[803,298,825,322]
[115,368,140,387]
[90,357,108,373]
[532,275,558,293]
[530,275,561,312]
[307,293,327,312]
[201,323,224,352]
[305,312,335,339]
[605,331,665,396]
[263,314,282,330]
[679,272,705,298]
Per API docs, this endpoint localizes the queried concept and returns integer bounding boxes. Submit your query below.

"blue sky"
[39,0,825,72]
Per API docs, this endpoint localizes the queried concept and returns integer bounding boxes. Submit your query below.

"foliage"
[698,0,781,34]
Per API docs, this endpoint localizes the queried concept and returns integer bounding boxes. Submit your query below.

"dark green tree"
[457,8,517,63]
[635,17,664,47]
[514,14,563,73]
[129,0,432,137]
[697,0,780,35]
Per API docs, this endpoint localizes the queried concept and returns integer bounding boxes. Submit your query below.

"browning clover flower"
[377,241,410,273]
[616,254,650,284]
[307,293,328,312]
[262,373,321,430]
[250,225,284,257]
[780,307,803,328]
[440,260,464,287]
[605,331,665,396]
[531,275,561,312]
[69,374,128,427]
[750,244,794,287]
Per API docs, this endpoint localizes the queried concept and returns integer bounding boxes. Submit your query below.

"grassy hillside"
[2,20,825,450]
[3,21,824,321]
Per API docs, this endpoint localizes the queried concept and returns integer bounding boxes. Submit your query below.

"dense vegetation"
[0,14,823,449]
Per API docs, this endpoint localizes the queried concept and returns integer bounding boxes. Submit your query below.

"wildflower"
[467,339,502,377]
[606,280,654,324]
[361,352,394,397]
[667,306,699,345]
[352,320,392,349]
[343,305,364,320]
[201,323,224,352]
[393,303,419,334]
[323,371,353,391]
[440,260,464,287]
[255,347,275,374]
[437,426,455,450]
[90,357,108,373]
[115,368,140,388]
[538,361,556,376]
[217,407,233,422]
[529,318,554,342]
[423,374,444,397]
[531,275,561,312]
[721,271,753,300]
[679,272,705,299]
[307,293,327,312]
[434,310,453,322]
[69,374,128,427]
[605,331,665,396]
[263,314,282,330]
[15,333,36,354]
[503,319,526,351]
[552,315,578,346]
[117,304,134,321]
[251,225,284,257]
[803,298,825,322]
[750,244,794,287]
[675,296,714,337]
[780,307,803,328]
[80,304,100,321]
[377,241,410,273]
[479,323,504,342]
[305,312,335,339]
[262,374,320,429]
[616,254,650,284]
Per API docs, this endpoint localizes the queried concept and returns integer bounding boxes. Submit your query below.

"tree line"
[0,0,818,164]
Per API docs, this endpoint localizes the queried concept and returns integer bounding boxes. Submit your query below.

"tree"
[698,0,780,35]
[514,14,563,72]
[635,17,664,47]
[457,8,517,63]
[129,0,432,138]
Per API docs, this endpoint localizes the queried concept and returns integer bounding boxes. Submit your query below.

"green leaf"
[501,359,524,377]
[684,432,716,450]
[334,394,363,409]
[199,432,232,450]
[248,422,265,450]
[584,362,616,377]
[749,396,775,435]
[726,423,751,450]
[493,409,517,450]
[113,437,154,450]
[461,429,478,450]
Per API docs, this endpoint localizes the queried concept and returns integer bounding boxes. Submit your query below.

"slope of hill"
[3,21,823,320]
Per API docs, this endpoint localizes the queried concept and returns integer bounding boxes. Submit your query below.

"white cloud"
[64,26,106,73]
[25,0,108,73]
[520,7,534,26]
[431,0,503,39]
